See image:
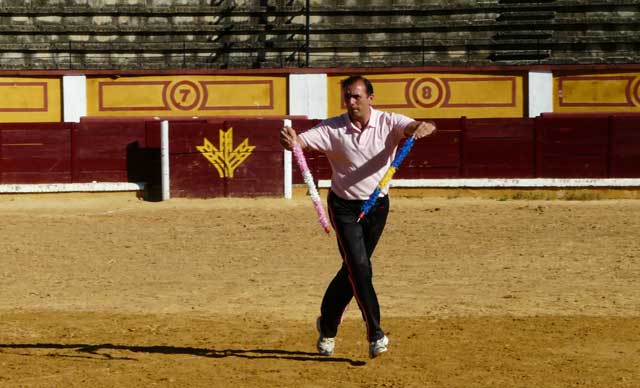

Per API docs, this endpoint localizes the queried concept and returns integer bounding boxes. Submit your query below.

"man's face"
[343,80,374,121]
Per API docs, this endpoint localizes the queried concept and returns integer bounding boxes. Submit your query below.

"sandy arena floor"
[0,192,639,387]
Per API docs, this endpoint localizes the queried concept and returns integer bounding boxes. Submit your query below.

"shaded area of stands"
[0,0,637,69]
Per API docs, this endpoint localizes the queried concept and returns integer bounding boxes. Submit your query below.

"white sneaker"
[369,335,389,358]
[316,317,335,356]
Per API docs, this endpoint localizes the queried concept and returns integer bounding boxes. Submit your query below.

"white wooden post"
[161,120,170,201]
[283,119,293,199]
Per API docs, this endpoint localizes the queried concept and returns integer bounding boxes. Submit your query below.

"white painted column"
[283,119,293,199]
[284,74,328,199]
[528,70,553,118]
[288,73,328,119]
[62,75,87,123]
[160,120,170,201]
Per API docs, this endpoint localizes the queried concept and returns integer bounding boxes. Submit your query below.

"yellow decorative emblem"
[196,127,255,178]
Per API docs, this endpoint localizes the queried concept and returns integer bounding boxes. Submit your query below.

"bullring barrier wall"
[1,115,639,198]
[2,66,640,196]
[302,115,640,184]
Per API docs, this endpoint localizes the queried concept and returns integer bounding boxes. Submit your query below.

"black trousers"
[318,190,389,342]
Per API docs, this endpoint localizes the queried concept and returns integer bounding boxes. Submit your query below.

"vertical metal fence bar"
[305,0,310,67]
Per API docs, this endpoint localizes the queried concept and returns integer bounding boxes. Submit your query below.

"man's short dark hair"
[341,75,374,96]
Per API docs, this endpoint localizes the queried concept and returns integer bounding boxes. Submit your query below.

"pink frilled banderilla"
[292,143,331,234]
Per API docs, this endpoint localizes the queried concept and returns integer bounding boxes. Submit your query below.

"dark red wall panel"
[463,118,535,178]
[397,130,462,178]
[536,117,609,178]
[76,120,147,182]
[396,118,462,179]
[223,119,284,197]
[1,115,639,193]
[610,116,640,177]
[0,126,72,183]
[166,121,223,154]
[169,153,226,198]
[168,119,284,198]
[168,122,232,198]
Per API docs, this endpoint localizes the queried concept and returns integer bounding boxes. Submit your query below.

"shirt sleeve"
[298,121,332,153]
[391,112,415,141]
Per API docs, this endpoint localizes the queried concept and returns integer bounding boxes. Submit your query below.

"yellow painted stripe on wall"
[445,79,515,105]
[100,82,169,110]
[0,78,61,122]
[371,79,413,107]
[554,73,640,112]
[87,76,287,117]
[328,73,524,119]
[201,80,275,110]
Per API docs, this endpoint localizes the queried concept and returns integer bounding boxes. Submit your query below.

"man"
[280,75,436,358]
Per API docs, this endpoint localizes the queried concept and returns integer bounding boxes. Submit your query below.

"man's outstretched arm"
[403,120,437,139]
[279,125,307,151]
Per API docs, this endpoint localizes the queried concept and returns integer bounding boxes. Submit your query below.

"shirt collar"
[366,108,378,129]
[345,107,378,132]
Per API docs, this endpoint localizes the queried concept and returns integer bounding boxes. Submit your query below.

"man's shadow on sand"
[0,343,367,366]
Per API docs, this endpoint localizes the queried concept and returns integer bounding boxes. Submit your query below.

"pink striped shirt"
[299,108,414,200]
